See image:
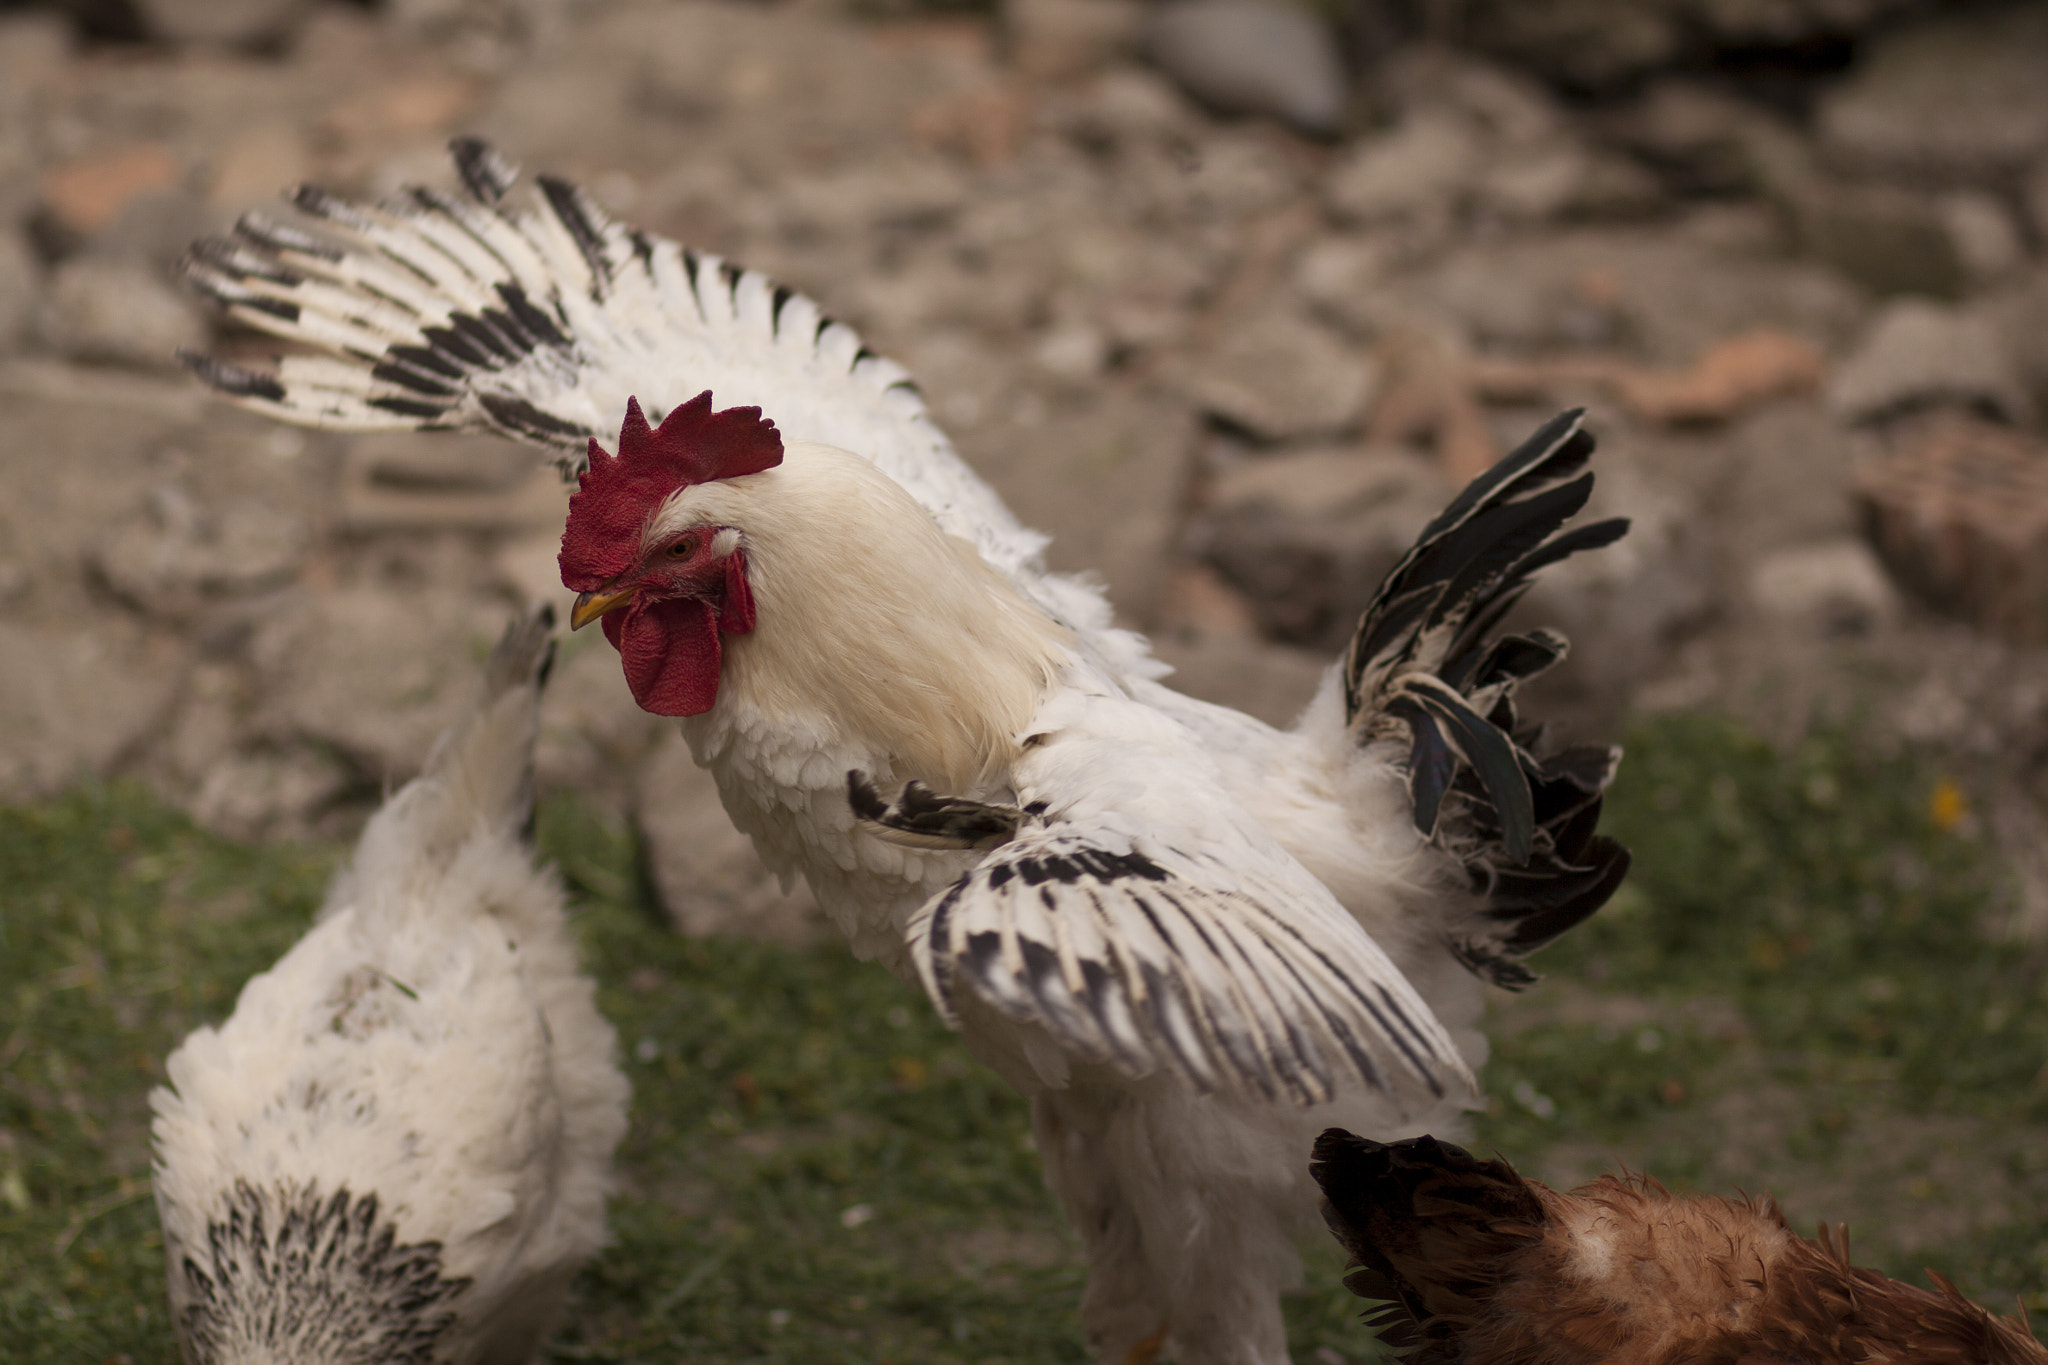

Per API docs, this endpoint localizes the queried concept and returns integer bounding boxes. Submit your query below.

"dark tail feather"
[1311,1130,1547,1354]
[1339,411,1632,989]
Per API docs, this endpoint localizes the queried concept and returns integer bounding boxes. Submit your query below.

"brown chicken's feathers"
[1310,1129,2048,1365]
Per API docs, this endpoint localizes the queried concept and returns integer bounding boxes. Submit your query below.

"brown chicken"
[1310,1129,2047,1365]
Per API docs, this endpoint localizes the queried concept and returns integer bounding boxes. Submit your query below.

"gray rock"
[1178,307,1378,442]
[1149,631,1329,729]
[635,731,828,946]
[0,621,183,800]
[1192,447,1452,648]
[1409,230,1865,364]
[1005,0,1145,81]
[1453,0,1922,92]
[1325,111,1484,225]
[1817,5,2048,185]
[249,587,515,783]
[337,433,567,532]
[39,258,206,371]
[963,383,1197,626]
[1827,299,2029,425]
[187,745,354,841]
[1798,181,1966,300]
[132,0,311,45]
[533,634,667,814]
[1516,450,1716,736]
[0,229,36,354]
[1747,539,1900,638]
[92,480,306,622]
[1144,0,1348,137]
[1980,265,2048,420]
[1450,0,1682,92]
[1938,192,2025,286]
[2027,159,2048,247]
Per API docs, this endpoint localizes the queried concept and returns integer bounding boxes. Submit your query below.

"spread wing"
[889,694,1475,1109]
[182,138,1042,578]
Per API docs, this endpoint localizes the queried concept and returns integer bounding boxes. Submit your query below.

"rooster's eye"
[668,536,697,559]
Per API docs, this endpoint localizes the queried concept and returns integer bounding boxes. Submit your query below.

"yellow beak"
[569,585,635,631]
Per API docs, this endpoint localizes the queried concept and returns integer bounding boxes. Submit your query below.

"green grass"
[3,713,2045,1362]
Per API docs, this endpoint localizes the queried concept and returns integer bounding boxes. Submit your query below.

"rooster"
[150,605,630,1365]
[183,139,1628,1365]
[1310,1129,2048,1365]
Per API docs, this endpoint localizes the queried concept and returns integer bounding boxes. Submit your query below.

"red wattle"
[605,597,722,717]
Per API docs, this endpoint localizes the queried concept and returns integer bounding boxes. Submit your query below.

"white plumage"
[150,605,629,1365]
[185,141,1628,1364]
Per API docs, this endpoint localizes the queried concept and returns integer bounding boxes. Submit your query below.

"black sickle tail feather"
[1342,410,1632,989]
[1310,1129,1546,1355]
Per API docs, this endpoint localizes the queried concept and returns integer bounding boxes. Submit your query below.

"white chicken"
[150,604,630,1365]
[183,139,1628,1365]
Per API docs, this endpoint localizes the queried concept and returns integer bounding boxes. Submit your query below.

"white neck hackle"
[650,440,1073,793]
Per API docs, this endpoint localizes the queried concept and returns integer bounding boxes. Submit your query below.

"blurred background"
[5,0,2048,1359]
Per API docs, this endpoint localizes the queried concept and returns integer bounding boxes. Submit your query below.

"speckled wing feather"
[182,138,1043,579]
[899,692,1476,1109]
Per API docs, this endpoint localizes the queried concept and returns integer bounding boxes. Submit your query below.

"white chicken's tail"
[1342,411,1632,990]
[322,603,555,919]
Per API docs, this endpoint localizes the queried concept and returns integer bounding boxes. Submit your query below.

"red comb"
[559,392,782,590]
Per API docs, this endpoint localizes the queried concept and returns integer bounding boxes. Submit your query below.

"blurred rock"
[249,586,513,782]
[338,433,567,531]
[1455,0,1923,93]
[1817,5,2048,186]
[134,0,311,45]
[1005,0,1144,81]
[966,384,1195,625]
[91,188,224,274]
[39,258,206,370]
[1151,630,1328,729]
[205,124,312,213]
[1517,452,1715,734]
[1827,299,2028,426]
[1799,181,1979,300]
[1144,0,1348,137]
[1981,266,2048,418]
[188,745,354,841]
[1326,111,1482,225]
[1938,192,2025,286]
[636,731,827,945]
[92,480,306,622]
[1179,307,1376,441]
[0,230,37,354]
[2027,160,2048,247]
[1192,447,1451,648]
[0,622,183,800]
[1747,539,1900,638]
[534,634,666,813]
[1292,234,1394,335]
[38,143,183,242]
[1474,140,1660,224]
[1408,231,1864,364]
[1856,418,2048,644]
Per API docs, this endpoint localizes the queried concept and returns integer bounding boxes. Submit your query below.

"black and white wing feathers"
[183,138,1041,577]
[1342,410,1632,989]
[883,694,1475,1109]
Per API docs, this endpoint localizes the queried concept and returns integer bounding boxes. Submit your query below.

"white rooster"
[183,140,1628,1365]
[150,604,630,1365]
